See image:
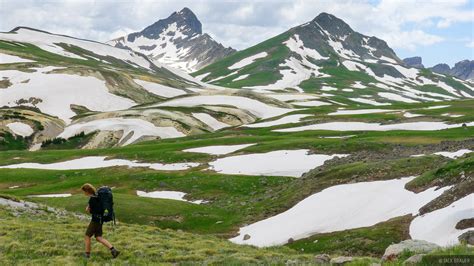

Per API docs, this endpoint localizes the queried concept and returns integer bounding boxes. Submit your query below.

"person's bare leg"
[95,236,113,249]
[84,235,91,255]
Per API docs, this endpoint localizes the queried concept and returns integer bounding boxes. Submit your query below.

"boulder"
[314,254,330,264]
[243,234,251,240]
[403,254,425,264]
[458,230,474,245]
[330,256,353,264]
[382,240,439,261]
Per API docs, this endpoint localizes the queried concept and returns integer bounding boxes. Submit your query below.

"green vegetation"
[0,131,29,150]
[41,132,94,150]
[287,216,412,256]
[0,205,315,265]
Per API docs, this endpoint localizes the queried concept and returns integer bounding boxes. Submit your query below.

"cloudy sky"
[0,0,472,67]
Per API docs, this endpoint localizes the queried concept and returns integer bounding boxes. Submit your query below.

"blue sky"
[0,0,472,67]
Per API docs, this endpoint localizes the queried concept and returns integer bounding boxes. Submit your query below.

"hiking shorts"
[85,221,103,237]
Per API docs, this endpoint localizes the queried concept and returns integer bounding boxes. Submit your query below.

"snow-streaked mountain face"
[193,12,474,105]
[107,8,235,72]
[0,26,290,149]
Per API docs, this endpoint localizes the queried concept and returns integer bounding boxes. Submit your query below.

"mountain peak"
[108,7,235,72]
[134,8,202,40]
[312,12,354,38]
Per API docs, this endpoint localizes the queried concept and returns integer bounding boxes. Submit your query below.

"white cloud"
[467,41,474,48]
[0,0,472,52]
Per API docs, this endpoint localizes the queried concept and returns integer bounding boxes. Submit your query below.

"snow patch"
[136,190,205,204]
[133,79,187,98]
[192,113,230,130]
[156,95,293,119]
[183,144,256,155]
[244,114,311,128]
[410,194,473,246]
[6,122,34,137]
[230,177,448,247]
[433,149,472,159]
[58,118,184,145]
[275,121,474,133]
[228,52,268,70]
[208,150,348,177]
[0,53,34,64]
[0,156,199,171]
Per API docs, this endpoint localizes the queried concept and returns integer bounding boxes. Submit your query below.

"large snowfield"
[230,177,450,247]
[208,150,348,177]
[409,194,474,246]
[59,118,185,145]
[0,67,136,124]
[156,95,293,119]
[0,156,199,171]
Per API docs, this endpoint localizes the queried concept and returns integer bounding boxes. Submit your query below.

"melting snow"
[183,144,256,155]
[192,113,230,130]
[233,74,250,82]
[228,52,268,70]
[433,149,473,159]
[28,194,72,198]
[410,194,473,246]
[403,112,423,118]
[0,28,152,69]
[275,121,474,133]
[59,118,184,145]
[265,94,318,102]
[424,105,450,110]
[292,100,331,107]
[0,67,136,124]
[349,98,391,106]
[244,114,311,128]
[328,109,393,116]
[136,190,205,204]
[133,79,187,98]
[378,92,418,103]
[6,122,34,137]
[0,53,35,64]
[0,156,199,171]
[156,95,293,119]
[230,177,449,247]
[208,150,348,177]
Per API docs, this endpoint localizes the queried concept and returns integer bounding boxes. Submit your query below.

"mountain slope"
[431,60,474,81]
[108,8,236,72]
[0,27,288,149]
[193,13,474,105]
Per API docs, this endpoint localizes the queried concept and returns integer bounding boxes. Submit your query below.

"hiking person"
[81,183,120,259]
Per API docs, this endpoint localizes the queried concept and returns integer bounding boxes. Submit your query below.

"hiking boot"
[111,248,120,258]
[84,252,90,259]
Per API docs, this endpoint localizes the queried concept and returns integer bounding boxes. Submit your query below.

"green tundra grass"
[1,99,473,261]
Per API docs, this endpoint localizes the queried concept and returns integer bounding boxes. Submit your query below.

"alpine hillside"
[108,8,236,72]
[193,13,474,106]
[0,8,473,265]
[0,27,288,150]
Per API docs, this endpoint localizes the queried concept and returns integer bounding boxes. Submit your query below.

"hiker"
[81,183,120,259]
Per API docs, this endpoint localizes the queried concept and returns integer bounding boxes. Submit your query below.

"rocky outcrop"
[458,231,474,245]
[382,240,439,261]
[330,256,353,264]
[108,8,235,72]
[403,57,424,69]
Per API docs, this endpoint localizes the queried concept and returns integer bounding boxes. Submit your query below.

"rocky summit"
[108,8,235,72]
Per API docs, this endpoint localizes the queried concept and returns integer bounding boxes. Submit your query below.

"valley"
[0,6,473,265]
